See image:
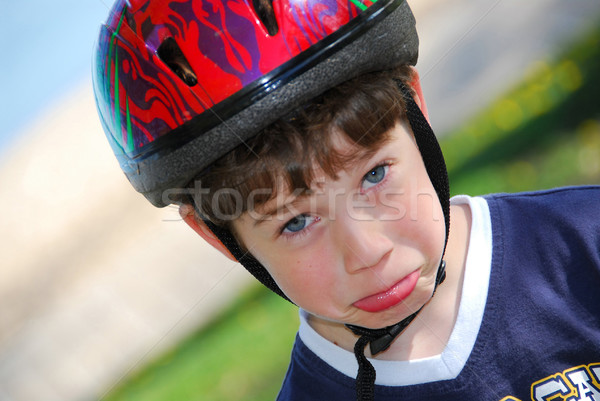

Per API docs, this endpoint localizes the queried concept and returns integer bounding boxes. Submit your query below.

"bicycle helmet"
[93,0,419,207]
[93,0,449,399]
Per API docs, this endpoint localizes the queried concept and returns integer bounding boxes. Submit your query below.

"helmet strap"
[198,212,293,303]
[345,261,446,401]
[343,81,450,401]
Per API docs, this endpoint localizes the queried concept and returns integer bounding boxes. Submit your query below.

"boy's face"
[232,122,446,330]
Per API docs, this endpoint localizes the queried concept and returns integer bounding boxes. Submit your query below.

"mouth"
[353,270,420,313]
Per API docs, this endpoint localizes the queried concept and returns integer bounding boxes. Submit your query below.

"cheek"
[261,247,339,306]
[385,176,446,260]
[413,192,447,262]
[233,220,344,310]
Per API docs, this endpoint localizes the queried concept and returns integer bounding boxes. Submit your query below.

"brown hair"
[189,66,415,227]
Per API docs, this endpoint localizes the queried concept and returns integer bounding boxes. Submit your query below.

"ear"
[179,203,238,262]
[408,67,431,123]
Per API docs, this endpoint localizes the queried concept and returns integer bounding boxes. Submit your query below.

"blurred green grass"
[101,284,298,401]
[442,20,600,194]
[100,20,600,401]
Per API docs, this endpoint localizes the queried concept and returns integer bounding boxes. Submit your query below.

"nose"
[334,215,394,274]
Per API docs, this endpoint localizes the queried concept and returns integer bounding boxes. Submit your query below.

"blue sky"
[0,0,110,158]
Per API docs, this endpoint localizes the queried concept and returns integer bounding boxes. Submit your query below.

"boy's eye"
[283,215,310,233]
[362,164,389,190]
[282,214,320,235]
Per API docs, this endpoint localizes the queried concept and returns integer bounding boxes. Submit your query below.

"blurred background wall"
[0,0,598,400]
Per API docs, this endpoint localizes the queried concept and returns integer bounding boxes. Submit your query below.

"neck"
[308,203,472,360]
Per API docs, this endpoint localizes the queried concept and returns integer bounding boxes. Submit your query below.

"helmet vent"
[157,37,198,86]
[253,0,279,36]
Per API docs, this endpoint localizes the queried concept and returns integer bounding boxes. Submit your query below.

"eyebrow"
[253,190,312,227]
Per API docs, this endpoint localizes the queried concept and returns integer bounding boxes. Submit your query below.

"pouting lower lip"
[352,270,420,313]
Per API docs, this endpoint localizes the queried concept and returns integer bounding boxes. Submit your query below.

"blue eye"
[284,215,308,233]
[282,215,320,236]
[362,164,388,189]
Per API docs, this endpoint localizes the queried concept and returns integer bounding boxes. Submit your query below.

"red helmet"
[93,0,418,206]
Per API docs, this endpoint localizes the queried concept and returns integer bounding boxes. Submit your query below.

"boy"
[92,0,600,399]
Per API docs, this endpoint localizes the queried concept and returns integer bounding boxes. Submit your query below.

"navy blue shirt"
[277,187,600,400]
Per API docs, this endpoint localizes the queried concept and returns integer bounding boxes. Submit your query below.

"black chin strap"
[345,260,446,401]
